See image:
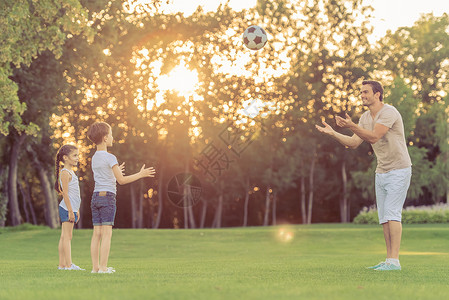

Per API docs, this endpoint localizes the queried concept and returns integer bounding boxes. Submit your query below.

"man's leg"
[388,220,402,259]
[382,222,392,258]
[375,168,411,271]
[375,173,389,263]
[375,220,402,270]
[367,173,391,269]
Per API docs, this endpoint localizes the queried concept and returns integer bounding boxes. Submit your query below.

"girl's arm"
[60,170,75,222]
[112,164,155,185]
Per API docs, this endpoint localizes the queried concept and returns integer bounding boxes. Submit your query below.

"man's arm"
[336,113,389,144]
[315,120,363,149]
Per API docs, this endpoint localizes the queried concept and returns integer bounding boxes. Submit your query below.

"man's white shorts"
[375,167,412,224]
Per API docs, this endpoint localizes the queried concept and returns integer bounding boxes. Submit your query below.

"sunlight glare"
[156,61,199,97]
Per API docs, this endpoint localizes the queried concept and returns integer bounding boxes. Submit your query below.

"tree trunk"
[34,159,59,228]
[183,183,196,229]
[272,192,277,226]
[263,186,271,226]
[130,184,137,228]
[243,178,250,227]
[19,180,30,223]
[340,161,350,223]
[214,193,223,228]
[447,115,449,203]
[200,200,207,229]
[183,195,189,228]
[138,180,144,228]
[26,182,37,225]
[0,167,8,227]
[154,166,164,229]
[300,176,306,224]
[211,183,223,228]
[307,151,316,225]
[148,196,154,229]
[183,164,189,229]
[8,134,26,226]
[187,201,196,228]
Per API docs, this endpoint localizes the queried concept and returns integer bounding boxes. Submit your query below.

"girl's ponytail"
[54,144,78,194]
[55,154,62,194]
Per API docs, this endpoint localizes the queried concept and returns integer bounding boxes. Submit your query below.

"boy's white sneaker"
[98,267,115,274]
[94,267,115,274]
[67,263,85,271]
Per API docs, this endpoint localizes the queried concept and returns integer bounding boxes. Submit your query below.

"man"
[316,80,412,271]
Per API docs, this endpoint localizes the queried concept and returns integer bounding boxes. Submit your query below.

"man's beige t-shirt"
[358,104,412,173]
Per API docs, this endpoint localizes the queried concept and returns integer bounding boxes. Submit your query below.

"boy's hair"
[362,80,383,102]
[87,122,110,145]
[54,144,78,194]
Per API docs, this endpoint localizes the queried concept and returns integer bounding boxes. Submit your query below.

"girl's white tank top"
[59,168,81,212]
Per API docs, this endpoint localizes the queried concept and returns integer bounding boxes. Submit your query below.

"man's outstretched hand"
[315,120,335,136]
[335,113,354,128]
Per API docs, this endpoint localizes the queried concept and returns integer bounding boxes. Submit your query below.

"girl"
[55,144,85,271]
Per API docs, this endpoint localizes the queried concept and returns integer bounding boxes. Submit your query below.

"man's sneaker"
[367,261,386,269]
[67,263,85,271]
[375,263,401,271]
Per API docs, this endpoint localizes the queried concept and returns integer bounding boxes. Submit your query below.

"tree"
[375,13,449,204]
[2,51,69,227]
[0,0,92,136]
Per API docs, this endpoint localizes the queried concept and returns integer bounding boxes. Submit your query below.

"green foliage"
[352,207,379,224]
[0,223,48,234]
[0,0,92,136]
[378,13,449,104]
[353,204,449,224]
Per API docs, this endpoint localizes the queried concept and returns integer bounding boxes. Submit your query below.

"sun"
[156,61,199,97]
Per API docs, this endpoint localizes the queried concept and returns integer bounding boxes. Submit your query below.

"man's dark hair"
[362,80,383,102]
[87,122,110,145]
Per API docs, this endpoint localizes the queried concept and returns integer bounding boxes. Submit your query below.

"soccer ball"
[242,25,268,50]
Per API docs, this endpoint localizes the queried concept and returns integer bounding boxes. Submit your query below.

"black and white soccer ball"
[242,25,268,50]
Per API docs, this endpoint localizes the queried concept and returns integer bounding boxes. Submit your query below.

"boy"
[87,121,155,273]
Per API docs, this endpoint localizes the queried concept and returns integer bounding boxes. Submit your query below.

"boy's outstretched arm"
[315,119,363,149]
[112,164,155,185]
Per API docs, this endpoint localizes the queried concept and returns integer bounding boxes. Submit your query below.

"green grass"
[1,224,449,300]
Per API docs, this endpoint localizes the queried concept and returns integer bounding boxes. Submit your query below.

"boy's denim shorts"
[59,206,79,223]
[91,191,116,226]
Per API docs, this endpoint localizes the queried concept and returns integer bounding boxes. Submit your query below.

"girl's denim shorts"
[59,206,79,223]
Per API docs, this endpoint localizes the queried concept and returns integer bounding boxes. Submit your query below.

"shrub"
[353,203,449,224]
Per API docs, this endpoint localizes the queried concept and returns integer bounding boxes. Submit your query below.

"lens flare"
[277,227,294,243]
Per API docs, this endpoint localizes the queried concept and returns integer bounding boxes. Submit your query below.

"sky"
[164,0,449,40]
[366,0,449,39]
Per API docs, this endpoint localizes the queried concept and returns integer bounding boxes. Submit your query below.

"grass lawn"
[0,223,448,300]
